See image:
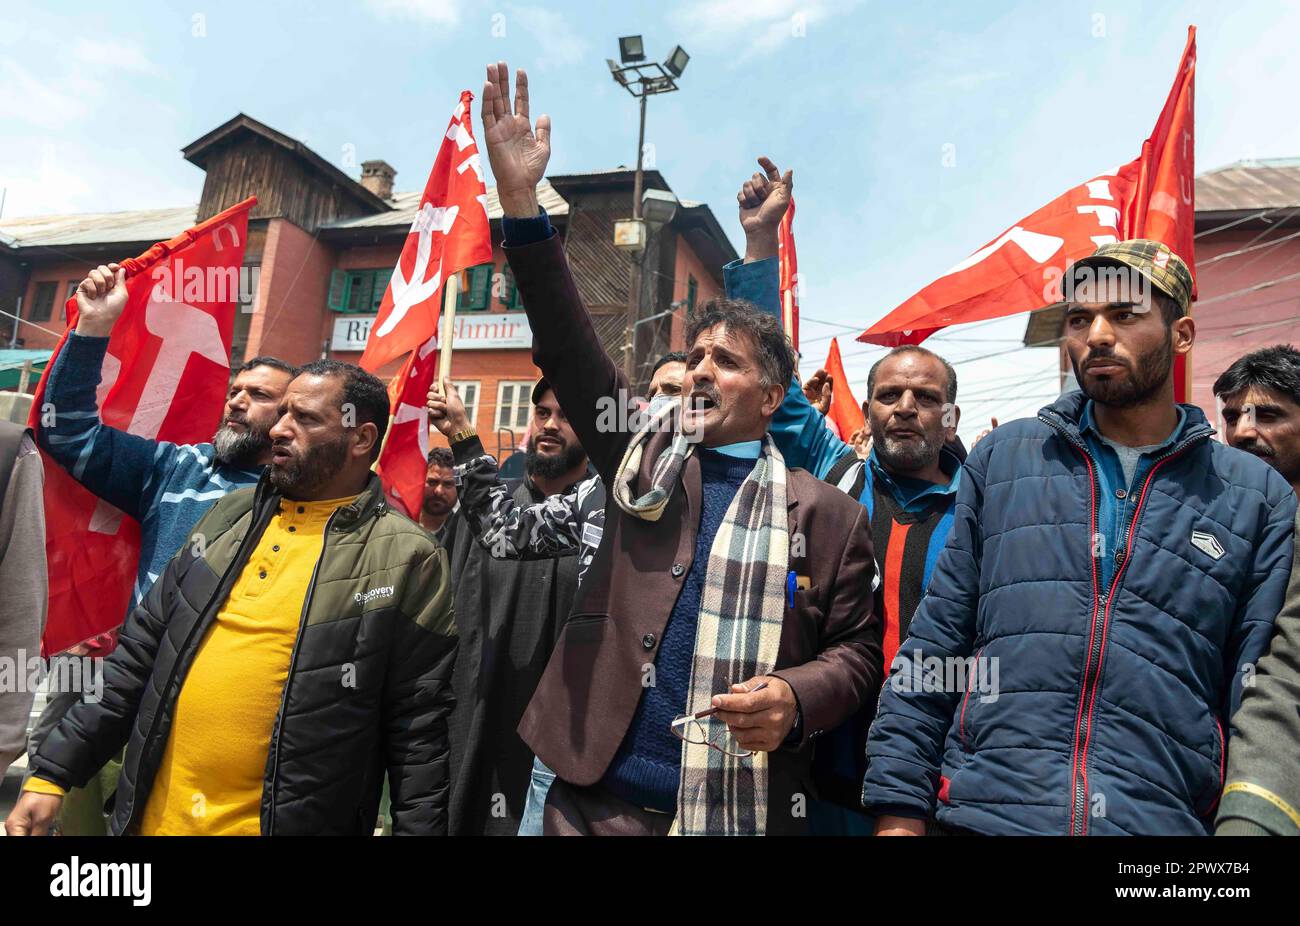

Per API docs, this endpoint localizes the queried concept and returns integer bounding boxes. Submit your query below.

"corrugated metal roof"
[323,180,569,230]
[1197,158,1300,212]
[0,205,198,248]
[0,181,571,247]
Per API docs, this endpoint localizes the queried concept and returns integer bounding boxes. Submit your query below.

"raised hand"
[75,263,129,338]
[427,377,471,437]
[802,368,833,414]
[481,62,552,217]
[737,156,793,261]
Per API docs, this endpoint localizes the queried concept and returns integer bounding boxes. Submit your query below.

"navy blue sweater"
[603,446,757,811]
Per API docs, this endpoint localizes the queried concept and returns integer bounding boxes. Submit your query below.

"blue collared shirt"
[1079,400,1188,590]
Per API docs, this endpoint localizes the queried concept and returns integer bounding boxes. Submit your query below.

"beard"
[526,441,587,480]
[212,417,272,469]
[1237,439,1300,484]
[1074,334,1173,408]
[268,435,350,498]
[423,495,453,517]
[874,429,941,473]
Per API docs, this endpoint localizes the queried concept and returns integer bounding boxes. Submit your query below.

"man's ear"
[353,421,380,460]
[1172,315,1195,355]
[761,383,785,419]
[944,402,961,439]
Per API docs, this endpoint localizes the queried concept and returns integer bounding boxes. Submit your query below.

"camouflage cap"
[1065,239,1193,316]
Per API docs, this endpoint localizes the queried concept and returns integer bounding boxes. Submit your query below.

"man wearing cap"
[863,239,1297,835]
[440,375,598,835]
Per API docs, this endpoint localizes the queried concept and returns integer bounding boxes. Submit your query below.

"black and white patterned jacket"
[449,435,606,588]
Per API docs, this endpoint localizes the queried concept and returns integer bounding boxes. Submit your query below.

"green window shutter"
[345,271,374,313]
[496,267,511,308]
[370,268,392,312]
[455,270,472,311]
[327,270,347,311]
[458,264,492,311]
[688,275,698,314]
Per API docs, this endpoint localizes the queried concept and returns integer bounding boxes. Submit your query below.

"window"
[453,380,480,429]
[499,267,525,310]
[64,281,80,321]
[327,268,393,314]
[687,274,698,314]
[230,305,253,371]
[457,264,493,312]
[495,380,535,431]
[29,282,57,323]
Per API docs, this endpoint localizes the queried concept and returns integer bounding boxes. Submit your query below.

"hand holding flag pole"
[368,91,492,518]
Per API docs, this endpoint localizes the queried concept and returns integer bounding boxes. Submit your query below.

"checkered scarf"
[612,400,789,835]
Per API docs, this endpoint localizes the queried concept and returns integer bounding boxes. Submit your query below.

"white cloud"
[506,5,589,71]
[70,37,159,74]
[365,0,462,24]
[670,0,857,64]
[0,59,88,129]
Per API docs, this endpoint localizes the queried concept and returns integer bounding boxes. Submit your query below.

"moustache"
[1237,441,1274,458]
[1082,349,1127,370]
[686,387,721,409]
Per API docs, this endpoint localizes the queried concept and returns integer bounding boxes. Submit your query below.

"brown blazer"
[506,232,881,833]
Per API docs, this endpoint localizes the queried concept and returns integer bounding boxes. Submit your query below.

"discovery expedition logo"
[50,856,151,907]
[355,586,395,605]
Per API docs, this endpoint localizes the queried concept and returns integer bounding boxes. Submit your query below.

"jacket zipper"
[1040,411,1206,835]
[122,491,280,833]
[958,646,985,751]
[264,509,337,836]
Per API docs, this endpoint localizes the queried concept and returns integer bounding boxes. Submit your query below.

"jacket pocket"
[561,613,609,645]
[958,647,985,752]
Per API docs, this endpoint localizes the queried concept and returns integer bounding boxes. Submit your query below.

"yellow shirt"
[28,494,358,835]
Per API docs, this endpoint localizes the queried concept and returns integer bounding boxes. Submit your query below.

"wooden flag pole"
[440,272,461,383]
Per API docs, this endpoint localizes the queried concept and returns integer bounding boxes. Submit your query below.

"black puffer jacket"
[32,473,457,835]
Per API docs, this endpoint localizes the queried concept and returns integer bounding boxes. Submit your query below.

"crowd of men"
[3,61,1300,836]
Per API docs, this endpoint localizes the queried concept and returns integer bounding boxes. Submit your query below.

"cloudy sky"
[3,0,1299,442]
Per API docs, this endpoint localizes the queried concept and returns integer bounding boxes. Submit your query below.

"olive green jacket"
[32,472,458,835]
[1217,507,1300,836]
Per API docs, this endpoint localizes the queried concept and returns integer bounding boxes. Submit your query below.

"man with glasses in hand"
[480,61,880,836]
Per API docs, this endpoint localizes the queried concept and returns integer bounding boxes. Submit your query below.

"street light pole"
[607,37,689,391]
[625,92,648,384]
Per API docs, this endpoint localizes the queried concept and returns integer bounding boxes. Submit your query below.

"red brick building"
[0,114,736,457]
[1024,158,1300,435]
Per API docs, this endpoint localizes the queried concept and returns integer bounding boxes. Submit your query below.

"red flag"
[824,338,865,440]
[370,92,493,518]
[860,26,1196,400]
[376,334,440,520]
[359,91,493,372]
[779,195,800,352]
[29,197,256,656]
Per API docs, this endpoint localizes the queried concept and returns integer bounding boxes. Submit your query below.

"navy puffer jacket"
[861,392,1296,835]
